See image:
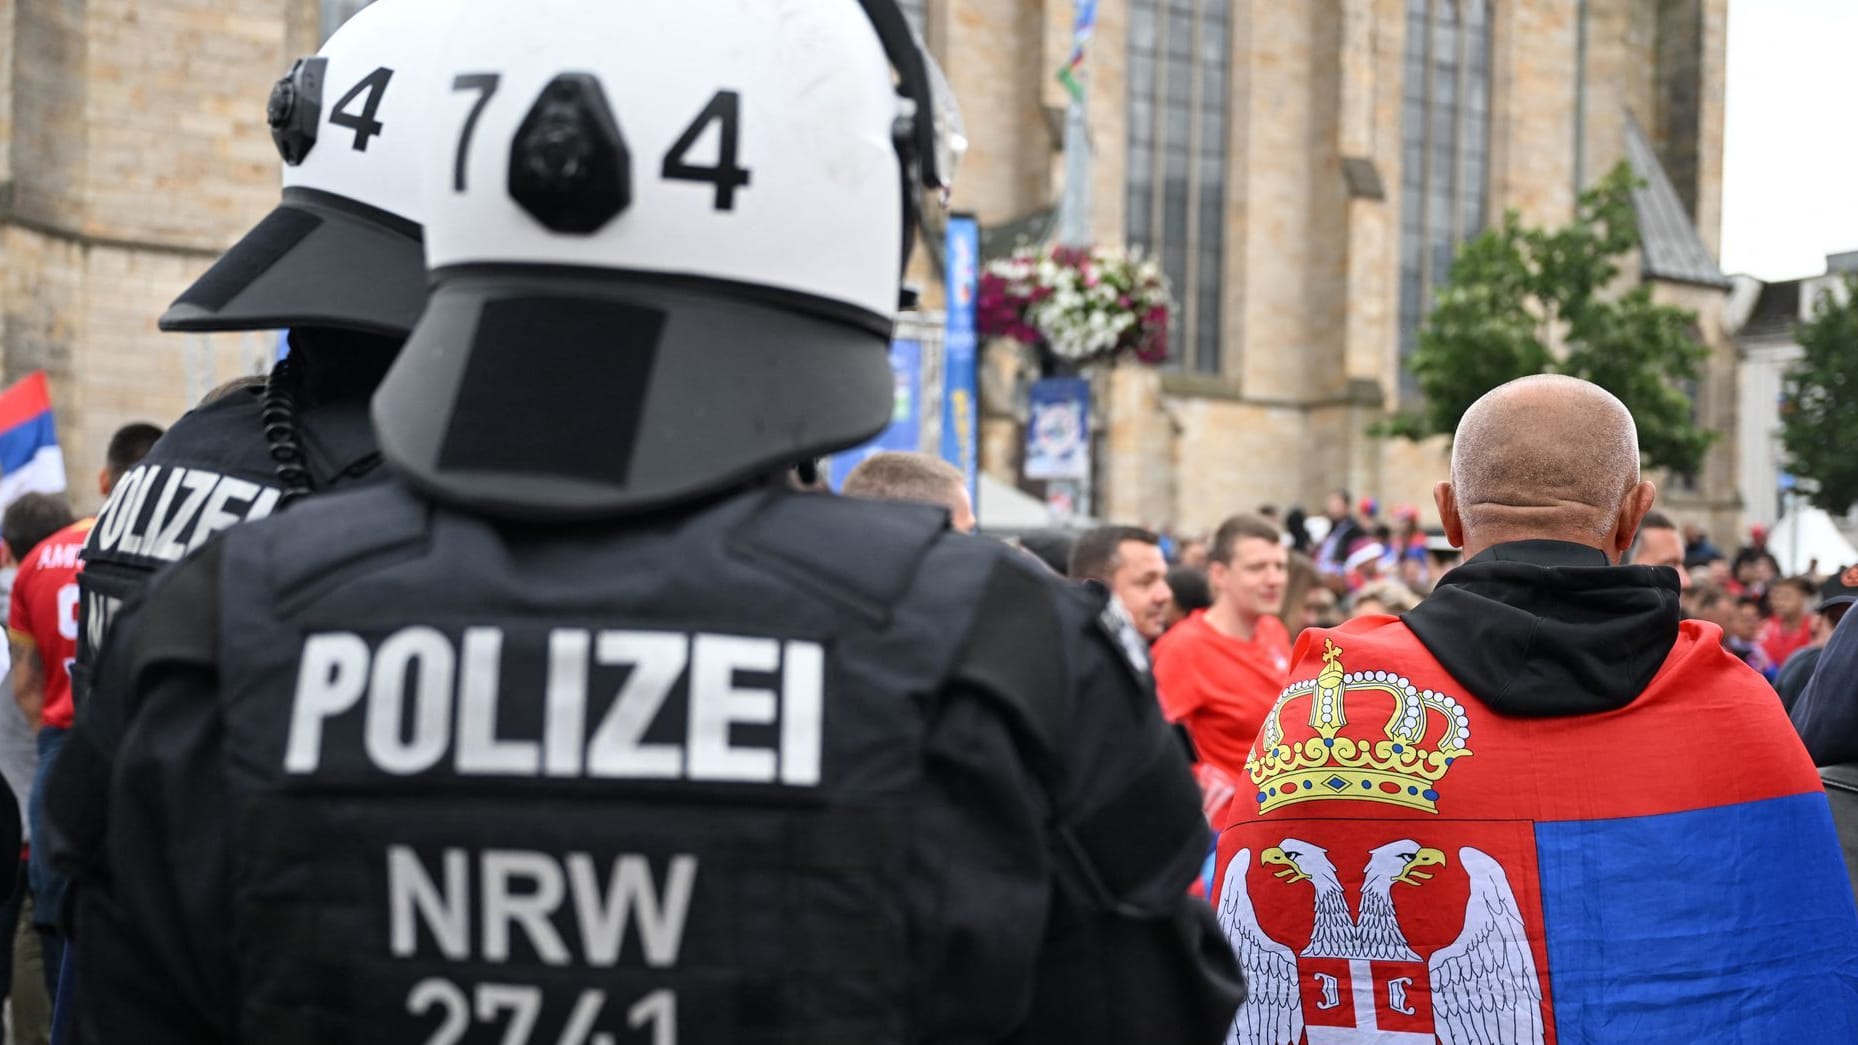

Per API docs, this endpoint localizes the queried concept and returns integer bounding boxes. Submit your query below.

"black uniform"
[70,479,1244,1044]
[73,377,383,703]
[48,365,387,920]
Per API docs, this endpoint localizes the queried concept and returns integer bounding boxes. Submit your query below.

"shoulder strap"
[127,539,225,682]
[727,492,949,624]
[1820,764,1858,796]
[947,557,1069,763]
[257,482,431,604]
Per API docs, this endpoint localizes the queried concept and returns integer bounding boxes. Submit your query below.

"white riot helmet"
[372,0,963,520]
[160,0,445,337]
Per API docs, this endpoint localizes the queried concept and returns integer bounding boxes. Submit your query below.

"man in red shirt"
[10,516,88,731]
[1153,514,1291,777]
[1761,575,1816,668]
[3,492,80,993]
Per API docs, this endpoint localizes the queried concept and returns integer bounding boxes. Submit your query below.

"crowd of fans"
[870,463,1855,872]
[1036,490,1850,713]
[0,439,1851,1036]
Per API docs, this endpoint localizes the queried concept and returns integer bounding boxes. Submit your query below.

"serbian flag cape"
[1214,618,1858,1045]
[0,372,66,509]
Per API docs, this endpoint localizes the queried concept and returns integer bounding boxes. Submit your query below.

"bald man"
[1211,376,1858,1042]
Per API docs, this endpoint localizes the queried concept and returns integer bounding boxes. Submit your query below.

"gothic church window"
[1127,0,1231,374]
[1397,0,1492,401]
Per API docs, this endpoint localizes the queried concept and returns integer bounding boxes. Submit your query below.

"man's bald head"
[1439,375,1656,559]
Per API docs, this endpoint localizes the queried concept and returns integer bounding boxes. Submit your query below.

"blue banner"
[941,213,981,505]
[1025,377,1091,481]
[828,338,925,491]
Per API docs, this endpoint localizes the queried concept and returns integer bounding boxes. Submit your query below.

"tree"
[1781,275,1858,513]
[1379,162,1715,476]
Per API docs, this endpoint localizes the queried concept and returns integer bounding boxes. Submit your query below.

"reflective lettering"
[116,464,164,554]
[407,979,469,1045]
[586,631,685,779]
[480,849,570,966]
[387,847,698,971]
[544,630,589,777]
[628,989,677,1045]
[567,853,697,968]
[93,465,151,552]
[83,592,120,657]
[365,627,454,775]
[780,641,824,786]
[146,469,218,561]
[389,846,470,960]
[284,627,825,784]
[472,984,540,1044]
[687,635,778,783]
[455,628,538,774]
[92,466,282,563]
[188,476,264,553]
[285,633,372,773]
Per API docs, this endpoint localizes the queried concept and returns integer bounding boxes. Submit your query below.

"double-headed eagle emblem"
[1220,840,1545,1045]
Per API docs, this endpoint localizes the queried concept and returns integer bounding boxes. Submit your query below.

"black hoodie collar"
[1403,540,1681,717]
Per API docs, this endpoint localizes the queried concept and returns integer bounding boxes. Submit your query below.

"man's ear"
[1434,481,1464,548]
[1614,481,1658,559]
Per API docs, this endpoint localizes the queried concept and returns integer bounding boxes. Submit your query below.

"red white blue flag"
[0,371,66,509]
[1216,624,1858,1044]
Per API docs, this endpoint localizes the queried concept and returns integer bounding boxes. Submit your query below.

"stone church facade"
[0,0,1735,535]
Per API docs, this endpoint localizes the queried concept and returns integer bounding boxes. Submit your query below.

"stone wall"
[0,0,306,512]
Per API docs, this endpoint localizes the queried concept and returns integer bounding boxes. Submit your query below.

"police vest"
[75,387,382,701]
[201,481,1104,1044]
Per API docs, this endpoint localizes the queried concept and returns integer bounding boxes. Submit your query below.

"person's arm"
[9,632,43,731]
[1793,608,1858,766]
[68,546,235,1044]
[959,572,1242,1044]
[72,658,235,1044]
[1027,636,1244,1044]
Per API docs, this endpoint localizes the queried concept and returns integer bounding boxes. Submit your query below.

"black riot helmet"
[371,0,965,521]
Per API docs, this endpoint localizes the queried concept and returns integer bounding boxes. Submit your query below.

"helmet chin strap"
[893,102,925,308]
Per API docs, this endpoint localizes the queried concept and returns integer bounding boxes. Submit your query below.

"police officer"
[49,0,443,908]
[70,2,1245,1042]
[68,0,442,706]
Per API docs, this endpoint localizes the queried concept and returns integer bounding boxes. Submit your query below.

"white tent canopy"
[976,472,1100,532]
[1768,506,1858,575]
[977,472,1053,531]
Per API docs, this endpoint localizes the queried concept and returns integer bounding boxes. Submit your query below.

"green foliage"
[1780,275,1858,513]
[1378,161,1715,475]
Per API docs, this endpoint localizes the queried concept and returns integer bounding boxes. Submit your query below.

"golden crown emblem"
[1246,638,1472,814]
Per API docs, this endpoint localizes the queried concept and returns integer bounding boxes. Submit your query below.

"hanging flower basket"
[978,243,1174,369]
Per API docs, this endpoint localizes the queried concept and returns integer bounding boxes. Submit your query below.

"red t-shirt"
[8,518,92,730]
[1759,615,1813,670]
[1152,609,1292,777]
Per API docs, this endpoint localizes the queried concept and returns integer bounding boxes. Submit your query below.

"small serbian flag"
[0,372,67,509]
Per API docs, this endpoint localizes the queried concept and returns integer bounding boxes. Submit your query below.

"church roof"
[1624,113,1731,289]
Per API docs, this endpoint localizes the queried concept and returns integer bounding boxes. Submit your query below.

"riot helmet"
[159,0,446,338]
[372,0,964,520]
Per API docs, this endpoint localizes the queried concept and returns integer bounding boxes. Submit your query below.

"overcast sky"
[1720,0,1858,280]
